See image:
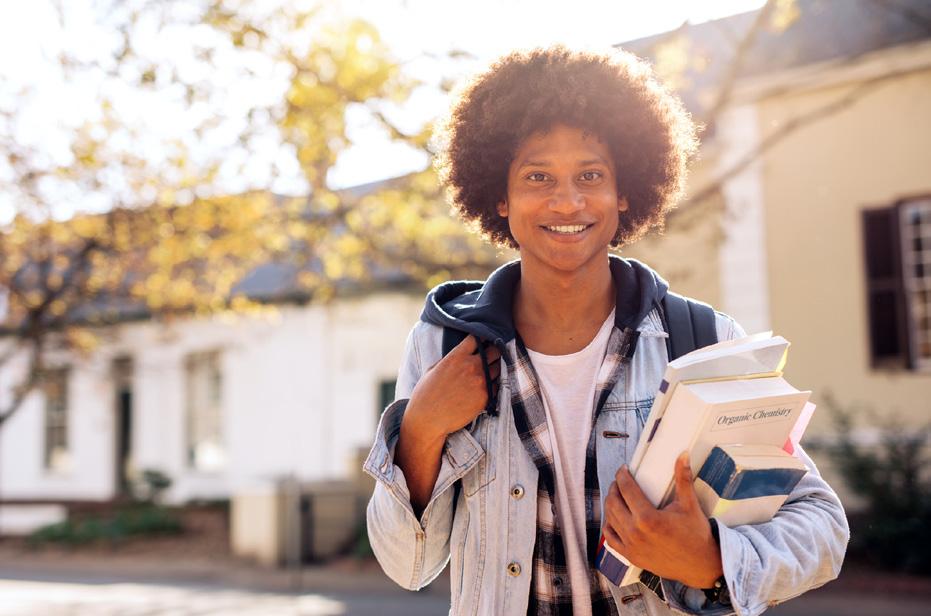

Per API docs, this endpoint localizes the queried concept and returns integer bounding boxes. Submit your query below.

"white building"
[0,290,424,510]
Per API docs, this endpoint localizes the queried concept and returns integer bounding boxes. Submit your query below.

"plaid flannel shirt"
[509,326,637,615]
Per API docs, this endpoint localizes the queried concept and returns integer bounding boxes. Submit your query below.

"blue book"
[693,444,807,526]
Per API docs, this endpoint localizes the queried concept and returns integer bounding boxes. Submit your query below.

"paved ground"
[0,577,449,616]
[1,556,930,615]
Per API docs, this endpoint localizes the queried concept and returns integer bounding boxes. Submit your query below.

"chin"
[539,250,608,274]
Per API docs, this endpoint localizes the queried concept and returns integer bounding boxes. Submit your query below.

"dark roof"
[619,0,931,113]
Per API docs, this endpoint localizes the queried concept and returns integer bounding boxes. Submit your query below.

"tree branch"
[679,69,899,213]
[0,333,44,428]
[700,0,778,132]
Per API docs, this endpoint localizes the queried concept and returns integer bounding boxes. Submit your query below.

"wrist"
[401,402,448,449]
[698,518,724,589]
[694,560,724,590]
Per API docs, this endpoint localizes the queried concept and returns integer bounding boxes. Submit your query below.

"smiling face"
[497,124,628,275]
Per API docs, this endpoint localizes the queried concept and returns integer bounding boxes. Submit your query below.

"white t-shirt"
[526,309,615,616]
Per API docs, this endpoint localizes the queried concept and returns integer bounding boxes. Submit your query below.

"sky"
[326,0,767,188]
[0,0,766,221]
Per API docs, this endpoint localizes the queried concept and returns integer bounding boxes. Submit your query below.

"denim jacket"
[363,261,849,616]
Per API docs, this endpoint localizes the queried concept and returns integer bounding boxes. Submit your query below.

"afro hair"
[435,46,699,248]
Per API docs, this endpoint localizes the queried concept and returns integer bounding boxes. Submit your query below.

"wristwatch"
[703,519,731,606]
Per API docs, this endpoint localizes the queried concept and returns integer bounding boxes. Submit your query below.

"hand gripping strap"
[441,328,498,416]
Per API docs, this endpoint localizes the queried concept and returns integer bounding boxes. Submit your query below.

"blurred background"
[0,0,929,614]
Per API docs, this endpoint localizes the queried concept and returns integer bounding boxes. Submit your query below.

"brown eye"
[580,170,603,182]
[527,172,548,182]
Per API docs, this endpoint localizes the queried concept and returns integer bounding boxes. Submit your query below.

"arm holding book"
[604,314,848,615]
[667,316,847,616]
[606,431,848,616]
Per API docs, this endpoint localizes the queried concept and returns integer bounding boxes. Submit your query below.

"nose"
[548,181,585,214]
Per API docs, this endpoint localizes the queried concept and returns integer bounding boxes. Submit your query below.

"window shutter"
[862,206,910,367]
[862,207,907,366]
[377,379,397,419]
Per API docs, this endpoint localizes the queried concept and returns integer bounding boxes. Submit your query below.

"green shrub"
[28,504,183,547]
[811,397,931,574]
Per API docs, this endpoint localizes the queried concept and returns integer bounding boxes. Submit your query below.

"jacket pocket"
[596,399,655,500]
[463,415,498,497]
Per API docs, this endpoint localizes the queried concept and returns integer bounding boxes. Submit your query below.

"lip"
[538,223,596,242]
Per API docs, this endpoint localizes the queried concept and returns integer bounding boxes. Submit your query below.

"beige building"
[621,1,931,439]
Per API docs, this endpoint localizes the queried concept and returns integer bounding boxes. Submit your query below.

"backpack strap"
[661,292,718,361]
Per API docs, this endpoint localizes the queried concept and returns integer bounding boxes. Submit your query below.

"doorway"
[112,357,134,497]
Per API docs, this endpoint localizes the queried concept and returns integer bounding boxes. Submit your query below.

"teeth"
[545,225,587,234]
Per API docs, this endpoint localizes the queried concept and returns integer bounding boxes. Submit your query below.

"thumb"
[674,451,699,509]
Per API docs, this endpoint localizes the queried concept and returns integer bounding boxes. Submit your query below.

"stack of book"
[596,332,816,588]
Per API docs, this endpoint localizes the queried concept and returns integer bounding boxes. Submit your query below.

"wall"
[752,45,931,432]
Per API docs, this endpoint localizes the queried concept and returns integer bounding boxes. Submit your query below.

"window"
[377,379,397,420]
[862,197,931,370]
[185,351,225,471]
[43,367,70,472]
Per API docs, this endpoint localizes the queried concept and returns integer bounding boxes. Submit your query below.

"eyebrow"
[517,156,611,169]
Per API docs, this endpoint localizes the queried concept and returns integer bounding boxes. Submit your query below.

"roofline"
[0,279,433,339]
[726,37,931,104]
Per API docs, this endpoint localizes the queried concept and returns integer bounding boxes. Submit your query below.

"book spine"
[595,535,631,586]
[726,467,808,500]
[697,446,738,499]
[635,386,709,507]
[629,368,679,474]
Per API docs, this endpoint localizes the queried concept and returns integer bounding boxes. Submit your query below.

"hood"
[420,255,669,348]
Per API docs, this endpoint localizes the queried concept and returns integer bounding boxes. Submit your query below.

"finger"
[605,481,632,529]
[602,522,625,553]
[489,360,502,380]
[614,465,656,516]
[484,346,502,363]
[672,451,700,511]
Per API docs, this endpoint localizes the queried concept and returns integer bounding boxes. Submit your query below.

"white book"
[635,375,809,508]
[628,332,790,475]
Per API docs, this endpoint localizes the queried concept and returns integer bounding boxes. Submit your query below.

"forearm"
[395,406,447,518]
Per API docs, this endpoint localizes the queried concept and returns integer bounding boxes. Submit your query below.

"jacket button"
[510,484,525,499]
[507,562,521,577]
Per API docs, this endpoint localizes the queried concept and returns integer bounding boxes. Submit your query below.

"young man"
[364,47,848,615]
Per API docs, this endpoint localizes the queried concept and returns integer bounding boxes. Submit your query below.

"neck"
[514,255,615,332]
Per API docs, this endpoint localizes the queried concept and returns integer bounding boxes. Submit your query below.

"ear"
[618,196,629,213]
[497,199,509,217]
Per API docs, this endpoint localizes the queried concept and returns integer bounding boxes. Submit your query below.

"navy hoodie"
[420,254,670,353]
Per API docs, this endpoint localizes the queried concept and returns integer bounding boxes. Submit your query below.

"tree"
[0,0,496,430]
